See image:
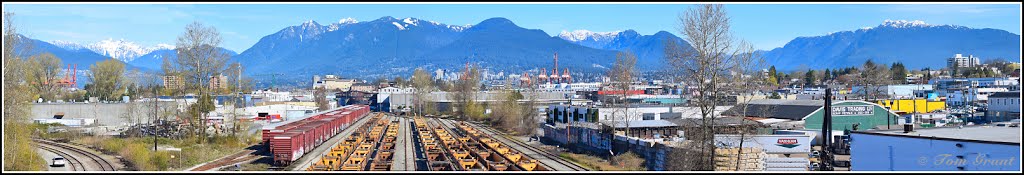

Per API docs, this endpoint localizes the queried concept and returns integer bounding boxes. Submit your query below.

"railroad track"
[34,139,117,171]
[434,118,527,171]
[459,121,588,171]
[190,149,258,171]
[35,143,83,171]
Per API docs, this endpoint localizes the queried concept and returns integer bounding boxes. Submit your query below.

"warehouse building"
[986,91,1020,123]
[724,99,901,131]
[875,99,946,114]
[849,125,1020,171]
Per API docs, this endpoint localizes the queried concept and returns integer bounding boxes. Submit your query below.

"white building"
[312,75,358,91]
[536,82,601,92]
[251,89,292,102]
[946,87,1009,106]
[378,87,416,94]
[947,53,981,69]
[987,91,1020,122]
[547,104,732,122]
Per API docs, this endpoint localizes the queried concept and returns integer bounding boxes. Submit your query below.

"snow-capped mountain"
[558,29,688,69]
[233,16,632,79]
[59,38,176,62]
[328,17,360,31]
[558,30,620,43]
[51,40,89,51]
[758,19,1020,70]
[19,36,237,73]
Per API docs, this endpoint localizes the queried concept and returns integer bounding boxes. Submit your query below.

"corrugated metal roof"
[723,100,825,120]
[989,91,1019,98]
[856,125,1021,144]
[599,120,677,128]
[666,117,757,127]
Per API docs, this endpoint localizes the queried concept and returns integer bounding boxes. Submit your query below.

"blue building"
[850,125,1020,171]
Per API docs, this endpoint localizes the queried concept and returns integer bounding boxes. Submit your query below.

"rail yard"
[203,104,589,171]
[296,115,587,171]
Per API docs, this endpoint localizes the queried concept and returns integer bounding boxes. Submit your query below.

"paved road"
[36,148,73,171]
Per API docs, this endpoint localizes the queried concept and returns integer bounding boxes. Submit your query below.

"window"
[642,113,655,120]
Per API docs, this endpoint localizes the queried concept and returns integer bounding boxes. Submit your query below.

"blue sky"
[2,3,1020,52]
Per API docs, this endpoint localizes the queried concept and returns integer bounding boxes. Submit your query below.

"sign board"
[714,134,813,154]
[831,105,874,116]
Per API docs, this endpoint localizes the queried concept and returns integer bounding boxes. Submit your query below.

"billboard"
[832,105,874,116]
[714,134,813,154]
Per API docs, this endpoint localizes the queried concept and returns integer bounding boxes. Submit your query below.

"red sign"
[777,138,798,145]
[597,90,644,95]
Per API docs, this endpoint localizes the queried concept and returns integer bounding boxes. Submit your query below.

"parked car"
[51,157,66,167]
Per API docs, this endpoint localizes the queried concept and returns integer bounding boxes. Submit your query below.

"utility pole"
[886,100,893,130]
[820,88,834,171]
[233,64,240,137]
[154,87,159,151]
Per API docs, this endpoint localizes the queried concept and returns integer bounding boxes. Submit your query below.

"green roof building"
[725,100,901,131]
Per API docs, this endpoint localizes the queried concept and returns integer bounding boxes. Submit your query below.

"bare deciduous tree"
[172,21,231,142]
[664,4,761,170]
[856,60,891,100]
[448,64,483,120]
[608,51,638,137]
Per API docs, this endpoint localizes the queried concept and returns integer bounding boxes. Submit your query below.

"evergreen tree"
[804,70,816,86]
[823,69,832,82]
[890,62,908,83]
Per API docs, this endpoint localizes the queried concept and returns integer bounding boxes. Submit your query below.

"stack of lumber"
[713,147,766,171]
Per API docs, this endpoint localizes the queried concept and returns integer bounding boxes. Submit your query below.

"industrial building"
[929,77,1020,96]
[714,134,814,171]
[946,87,1010,106]
[312,75,359,91]
[724,99,900,131]
[851,84,933,99]
[875,99,946,114]
[349,83,377,93]
[986,91,1020,123]
[850,125,1020,171]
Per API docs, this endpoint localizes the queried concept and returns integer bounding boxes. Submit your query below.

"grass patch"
[558,152,646,171]
[240,163,271,171]
[4,121,47,171]
[74,134,259,171]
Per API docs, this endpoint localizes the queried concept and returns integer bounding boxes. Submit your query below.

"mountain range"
[16,18,1020,85]
[233,16,667,79]
[25,36,238,72]
[759,20,1021,71]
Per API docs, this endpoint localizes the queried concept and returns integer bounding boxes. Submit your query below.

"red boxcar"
[271,132,304,165]
[263,105,375,166]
